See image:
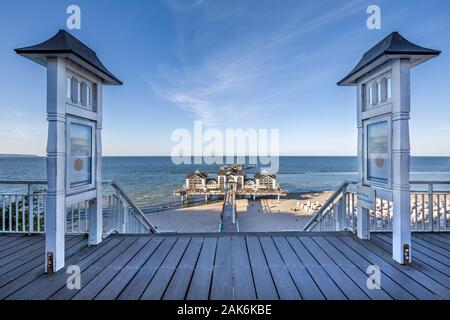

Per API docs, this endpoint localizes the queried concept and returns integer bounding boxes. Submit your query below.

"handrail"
[302,181,353,231]
[104,180,158,234]
[0,180,47,185]
[304,180,450,232]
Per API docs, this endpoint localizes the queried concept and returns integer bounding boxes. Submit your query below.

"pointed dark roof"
[338,32,440,86]
[186,170,208,179]
[15,30,122,85]
[254,172,276,179]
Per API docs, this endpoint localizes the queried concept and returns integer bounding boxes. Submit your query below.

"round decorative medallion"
[375,156,385,168]
[74,159,84,171]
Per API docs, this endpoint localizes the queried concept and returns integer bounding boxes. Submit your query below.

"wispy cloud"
[151,0,364,126]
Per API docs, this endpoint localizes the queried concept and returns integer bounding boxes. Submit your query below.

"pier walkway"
[0,232,449,300]
[220,192,238,233]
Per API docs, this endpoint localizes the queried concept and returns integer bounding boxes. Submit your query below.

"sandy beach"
[145,201,222,233]
[145,191,333,233]
[237,192,333,232]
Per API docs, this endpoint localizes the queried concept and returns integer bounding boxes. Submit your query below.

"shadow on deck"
[0,232,449,300]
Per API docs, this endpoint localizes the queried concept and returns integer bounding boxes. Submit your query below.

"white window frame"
[65,70,96,112]
[363,71,392,111]
[363,115,392,189]
[66,117,96,195]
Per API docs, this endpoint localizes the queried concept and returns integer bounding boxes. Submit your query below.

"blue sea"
[0,156,449,210]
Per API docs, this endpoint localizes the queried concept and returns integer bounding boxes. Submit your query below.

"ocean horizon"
[1,156,449,210]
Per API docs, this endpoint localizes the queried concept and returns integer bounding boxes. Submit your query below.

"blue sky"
[0,0,449,156]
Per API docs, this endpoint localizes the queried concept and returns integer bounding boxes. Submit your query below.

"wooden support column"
[356,83,370,240]
[391,59,411,264]
[89,82,103,245]
[45,58,66,273]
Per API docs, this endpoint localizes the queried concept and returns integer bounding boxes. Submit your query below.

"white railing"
[0,180,47,234]
[302,181,355,232]
[303,181,450,232]
[0,180,157,235]
[103,181,157,234]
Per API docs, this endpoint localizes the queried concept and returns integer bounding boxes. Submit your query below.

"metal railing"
[303,180,450,232]
[0,180,157,235]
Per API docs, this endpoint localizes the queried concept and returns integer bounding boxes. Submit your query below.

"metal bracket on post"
[47,252,54,274]
[403,243,410,265]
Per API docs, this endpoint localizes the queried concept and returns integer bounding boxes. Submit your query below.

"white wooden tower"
[338,32,440,264]
[15,30,122,272]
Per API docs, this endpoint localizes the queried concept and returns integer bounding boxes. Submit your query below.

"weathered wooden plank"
[1,233,448,301]
[0,237,79,289]
[231,236,256,300]
[0,236,59,270]
[343,236,444,299]
[163,237,204,300]
[411,235,450,258]
[186,237,217,300]
[272,237,324,300]
[245,236,278,300]
[50,238,138,300]
[95,237,163,300]
[437,233,450,240]
[415,234,450,251]
[210,236,234,300]
[373,234,450,276]
[298,236,369,300]
[140,237,190,300]
[312,236,391,300]
[324,235,415,300]
[426,234,450,245]
[1,236,88,299]
[118,237,177,300]
[73,238,151,300]
[380,233,450,265]
[286,236,346,300]
[0,236,43,261]
[370,234,450,289]
[0,234,26,246]
[259,237,300,300]
[26,237,118,300]
[0,234,29,251]
[0,236,81,277]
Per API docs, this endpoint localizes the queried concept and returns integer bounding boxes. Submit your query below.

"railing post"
[336,187,347,231]
[28,184,34,233]
[428,183,433,231]
[122,206,128,233]
[357,206,370,240]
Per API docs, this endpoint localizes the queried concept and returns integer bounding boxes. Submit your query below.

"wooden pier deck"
[0,232,449,300]
[221,201,238,233]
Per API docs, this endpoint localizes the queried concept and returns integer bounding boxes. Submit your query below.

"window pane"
[367,121,389,183]
[76,81,81,103]
[377,83,381,102]
[387,78,392,99]
[87,86,91,107]
[66,77,72,100]
[361,84,366,109]
[68,123,92,188]
[380,78,387,102]
[371,83,378,105]
[80,82,87,107]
